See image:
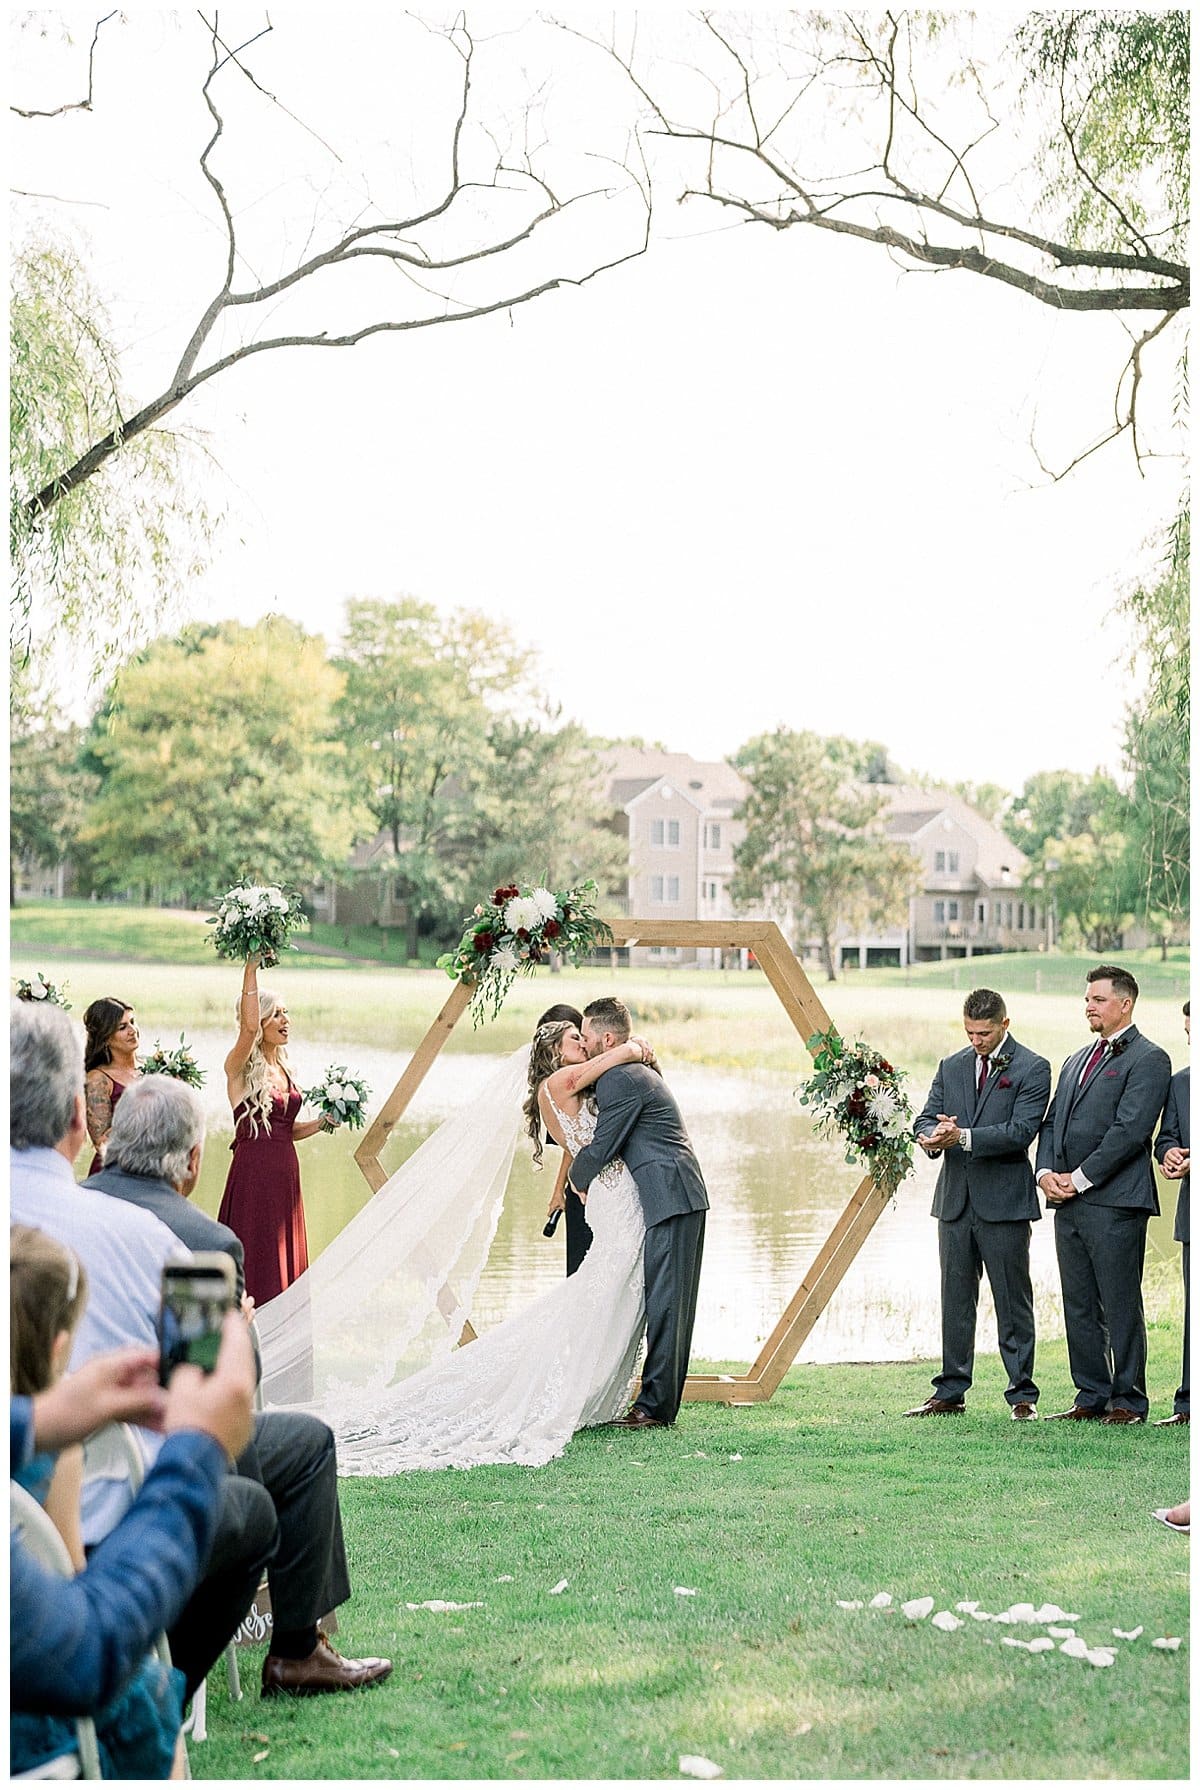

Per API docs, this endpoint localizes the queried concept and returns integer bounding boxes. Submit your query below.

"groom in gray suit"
[1037,964,1172,1423]
[906,989,1051,1419]
[569,995,709,1429]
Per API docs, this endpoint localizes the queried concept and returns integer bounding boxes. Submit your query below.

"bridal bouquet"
[304,1066,371,1130]
[438,877,614,1024]
[796,1028,915,1197]
[141,1033,206,1088]
[207,878,308,968]
[14,971,71,1009]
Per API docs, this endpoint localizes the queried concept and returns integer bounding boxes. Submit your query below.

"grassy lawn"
[191,1329,1189,1781]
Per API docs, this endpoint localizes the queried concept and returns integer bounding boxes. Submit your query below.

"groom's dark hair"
[583,996,631,1041]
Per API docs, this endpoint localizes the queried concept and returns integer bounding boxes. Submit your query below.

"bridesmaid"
[217,956,336,1306]
[82,998,142,1176]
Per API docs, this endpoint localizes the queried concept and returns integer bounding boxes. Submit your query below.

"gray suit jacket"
[1035,1026,1172,1213]
[84,1164,247,1300]
[915,1037,1051,1223]
[1155,1065,1190,1244]
[568,1063,709,1229]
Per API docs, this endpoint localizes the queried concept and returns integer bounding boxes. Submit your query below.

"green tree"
[9,703,97,904]
[949,782,1013,827]
[731,728,920,981]
[80,619,361,904]
[10,234,210,706]
[1006,769,1123,858]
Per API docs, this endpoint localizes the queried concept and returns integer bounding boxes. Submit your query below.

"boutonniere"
[1108,1036,1130,1058]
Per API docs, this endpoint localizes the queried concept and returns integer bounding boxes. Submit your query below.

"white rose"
[342,1086,362,1105]
[268,889,288,911]
[30,979,49,1000]
[326,1082,346,1102]
[530,887,559,922]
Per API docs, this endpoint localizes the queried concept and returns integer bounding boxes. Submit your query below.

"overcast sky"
[11,6,1183,792]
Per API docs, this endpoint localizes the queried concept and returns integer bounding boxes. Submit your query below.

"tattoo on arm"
[85,1075,113,1148]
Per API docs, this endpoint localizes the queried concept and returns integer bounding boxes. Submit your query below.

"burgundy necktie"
[977,1056,989,1097]
[1080,1040,1106,1086]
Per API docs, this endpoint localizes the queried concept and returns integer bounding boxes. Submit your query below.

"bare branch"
[10,11,116,119]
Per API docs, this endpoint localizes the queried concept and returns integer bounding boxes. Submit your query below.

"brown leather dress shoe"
[1100,1408,1147,1424]
[1153,1412,1190,1426]
[1045,1405,1106,1420]
[262,1634,393,1697]
[608,1407,668,1429]
[903,1396,965,1417]
[1010,1402,1038,1420]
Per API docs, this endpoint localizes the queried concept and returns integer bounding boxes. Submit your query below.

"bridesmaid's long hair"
[236,987,292,1137]
[522,1019,573,1167]
[83,997,133,1073]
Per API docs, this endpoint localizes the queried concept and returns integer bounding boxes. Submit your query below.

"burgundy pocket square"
[1103,1068,1120,1077]
[997,1077,1012,1089]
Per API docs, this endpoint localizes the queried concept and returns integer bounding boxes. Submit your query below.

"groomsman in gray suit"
[1154,1000,1190,1426]
[1037,965,1172,1423]
[906,989,1051,1419]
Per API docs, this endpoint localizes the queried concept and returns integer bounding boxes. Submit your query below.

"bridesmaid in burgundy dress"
[217,956,337,1307]
[82,998,142,1176]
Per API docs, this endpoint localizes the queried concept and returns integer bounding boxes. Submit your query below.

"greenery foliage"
[438,878,614,1024]
[798,1028,916,1197]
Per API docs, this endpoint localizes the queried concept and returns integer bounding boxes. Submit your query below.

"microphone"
[542,1207,563,1239]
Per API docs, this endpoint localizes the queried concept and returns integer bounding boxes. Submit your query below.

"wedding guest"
[1037,965,1172,1423]
[907,990,1051,1419]
[217,956,334,1307]
[536,1003,593,1275]
[1154,1000,1190,1426]
[83,997,142,1175]
[10,997,392,1701]
[11,1315,255,1779]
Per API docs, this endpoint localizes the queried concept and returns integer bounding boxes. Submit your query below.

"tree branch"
[10,11,116,119]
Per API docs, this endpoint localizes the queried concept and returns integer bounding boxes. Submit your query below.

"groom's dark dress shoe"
[1045,1405,1105,1421]
[1153,1412,1189,1425]
[1100,1408,1146,1425]
[609,1407,668,1429]
[903,1396,965,1417]
[261,1635,393,1697]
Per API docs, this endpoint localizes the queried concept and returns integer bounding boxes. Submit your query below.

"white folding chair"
[10,1481,102,1779]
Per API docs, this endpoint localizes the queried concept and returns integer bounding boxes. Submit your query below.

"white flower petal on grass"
[1002,1637,1035,1651]
[1113,1626,1143,1640]
[1059,1637,1091,1659]
[1047,1627,1076,1640]
[836,1600,864,1610]
[902,1597,934,1621]
[728,1453,743,1462]
[1032,1603,1069,1622]
[969,1611,994,1622]
[931,1612,962,1632]
[1026,1638,1055,1653]
[1085,1648,1116,1668]
[496,1575,514,1583]
[405,1600,484,1612]
[1008,1603,1037,1623]
[548,1579,569,1596]
[955,1601,980,1614]
[1152,1637,1182,1651]
[868,1592,893,1608]
[674,1587,698,1597]
[679,1755,724,1780]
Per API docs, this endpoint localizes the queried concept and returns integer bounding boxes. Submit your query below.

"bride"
[258,1020,652,1473]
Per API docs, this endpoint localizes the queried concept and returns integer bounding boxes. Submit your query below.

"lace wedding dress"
[334,1089,646,1473]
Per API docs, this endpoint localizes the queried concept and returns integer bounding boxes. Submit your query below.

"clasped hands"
[1160,1146,1190,1181]
[917,1114,963,1155]
[1039,1171,1078,1206]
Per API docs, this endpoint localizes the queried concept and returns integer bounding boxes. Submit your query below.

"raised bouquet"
[14,971,71,1009]
[796,1028,915,1198]
[437,878,613,1024]
[304,1065,371,1130]
[141,1033,206,1088]
[207,878,307,969]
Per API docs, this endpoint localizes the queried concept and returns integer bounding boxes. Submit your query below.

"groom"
[569,996,709,1429]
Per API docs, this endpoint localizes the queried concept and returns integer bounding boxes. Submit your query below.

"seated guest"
[11,999,393,1701]
[11,1317,256,1777]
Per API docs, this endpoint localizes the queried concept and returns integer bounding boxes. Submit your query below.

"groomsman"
[1154,1000,1190,1426]
[906,989,1051,1419]
[1036,965,1172,1423]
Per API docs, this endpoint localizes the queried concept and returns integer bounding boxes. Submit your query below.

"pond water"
[173,1033,1179,1367]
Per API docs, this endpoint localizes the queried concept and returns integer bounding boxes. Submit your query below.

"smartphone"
[158,1254,237,1386]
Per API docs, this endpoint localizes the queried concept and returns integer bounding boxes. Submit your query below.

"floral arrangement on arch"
[15,972,71,1009]
[207,878,308,969]
[796,1028,916,1197]
[141,1034,206,1088]
[437,878,613,1024]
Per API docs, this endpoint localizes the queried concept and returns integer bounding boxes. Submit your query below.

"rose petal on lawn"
[902,1597,934,1621]
[1025,1638,1055,1653]
[679,1756,723,1779]
[549,1579,569,1596]
[868,1592,893,1608]
[253,1749,269,1763]
[1152,1637,1182,1650]
[837,1600,864,1610]
[728,1453,743,1462]
[1085,1648,1116,1668]
[496,1575,514,1583]
[1002,1637,1035,1650]
[931,1611,962,1631]
[1113,1626,1143,1640]
[1059,1638,1090,1659]
[969,1611,994,1622]
[1008,1603,1036,1622]
[1032,1603,1068,1622]
[1047,1627,1076,1639]
[675,1587,698,1597]
[405,1600,484,1612]
[955,1601,980,1613]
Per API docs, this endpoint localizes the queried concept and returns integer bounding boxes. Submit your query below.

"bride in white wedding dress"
[259,1020,651,1474]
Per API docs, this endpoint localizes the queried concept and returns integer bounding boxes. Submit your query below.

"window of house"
[976,902,986,924]
[650,876,681,903]
[934,851,945,872]
[1005,901,1014,927]
[705,823,722,849]
[1017,902,1025,930]
[649,946,680,959]
[935,849,960,874]
[704,881,718,902]
[993,901,1002,924]
[933,899,946,923]
[650,818,681,848]
[392,877,405,904]
[947,900,959,921]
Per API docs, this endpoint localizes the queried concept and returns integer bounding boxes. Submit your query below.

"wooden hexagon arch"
[353,918,893,1404]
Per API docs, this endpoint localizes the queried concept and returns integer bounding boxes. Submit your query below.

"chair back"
[10,1483,102,1779]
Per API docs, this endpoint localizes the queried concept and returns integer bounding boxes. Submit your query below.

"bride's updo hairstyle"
[523,1019,574,1167]
[236,987,291,1137]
